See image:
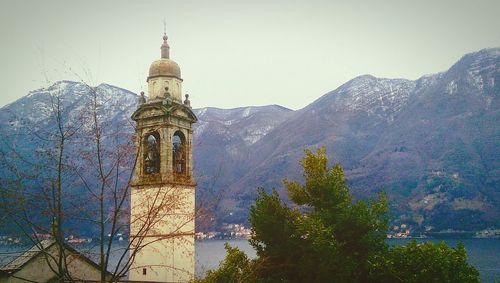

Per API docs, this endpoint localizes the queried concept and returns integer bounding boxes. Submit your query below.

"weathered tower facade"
[129,34,197,282]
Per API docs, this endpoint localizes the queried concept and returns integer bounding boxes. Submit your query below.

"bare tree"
[0,82,83,282]
[77,82,202,281]
[0,78,200,282]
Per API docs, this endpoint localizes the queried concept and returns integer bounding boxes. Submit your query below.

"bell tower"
[129,34,197,282]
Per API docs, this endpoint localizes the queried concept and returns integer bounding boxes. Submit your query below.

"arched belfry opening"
[172,130,186,174]
[144,131,160,174]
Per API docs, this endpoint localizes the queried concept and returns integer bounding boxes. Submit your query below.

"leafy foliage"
[372,241,480,283]
[199,148,480,282]
[198,243,253,283]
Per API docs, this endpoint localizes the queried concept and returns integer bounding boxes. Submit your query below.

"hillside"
[224,48,500,231]
[0,48,498,233]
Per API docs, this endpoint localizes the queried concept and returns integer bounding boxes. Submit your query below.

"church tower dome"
[147,35,183,102]
[148,35,181,79]
[148,59,181,79]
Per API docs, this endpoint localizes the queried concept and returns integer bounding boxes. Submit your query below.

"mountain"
[193,106,293,206]
[0,81,293,234]
[0,81,140,235]
[224,48,500,231]
[0,48,498,233]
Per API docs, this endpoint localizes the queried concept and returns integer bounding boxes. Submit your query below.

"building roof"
[147,35,182,81]
[0,239,55,272]
[148,58,182,80]
[0,239,113,277]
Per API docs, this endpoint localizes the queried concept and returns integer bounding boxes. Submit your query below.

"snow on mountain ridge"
[5,82,290,149]
[307,48,500,122]
[1,81,140,136]
[195,105,290,120]
[193,105,292,144]
[335,76,414,111]
[309,75,416,124]
[194,105,292,145]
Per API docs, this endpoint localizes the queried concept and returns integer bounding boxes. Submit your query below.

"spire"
[161,19,170,59]
[161,34,170,59]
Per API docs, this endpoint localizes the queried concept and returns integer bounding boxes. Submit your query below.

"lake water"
[1,238,499,282]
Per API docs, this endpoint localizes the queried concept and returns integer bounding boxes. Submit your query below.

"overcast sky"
[1,0,499,110]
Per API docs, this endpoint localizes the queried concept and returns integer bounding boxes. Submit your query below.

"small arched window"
[172,130,186,174]
[144,132,160,174]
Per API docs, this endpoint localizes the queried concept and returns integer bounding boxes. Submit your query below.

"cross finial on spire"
[161,18,170,59]
[163,17,166,36]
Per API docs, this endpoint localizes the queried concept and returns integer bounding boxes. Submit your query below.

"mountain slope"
[0,83,292,233]
[193,105,293,205]
[225,48,500,230]
[1,48,498,233]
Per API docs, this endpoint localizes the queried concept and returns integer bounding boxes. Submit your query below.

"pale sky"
[1,0,499,110]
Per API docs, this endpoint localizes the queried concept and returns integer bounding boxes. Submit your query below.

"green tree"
[201,243,254,283]
[199,148,480,283]
[371,241,480,283]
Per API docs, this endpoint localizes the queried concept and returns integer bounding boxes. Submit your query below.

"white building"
[0,239,112,282]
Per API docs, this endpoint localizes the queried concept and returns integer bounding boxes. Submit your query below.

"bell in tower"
[129,33,197,283]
